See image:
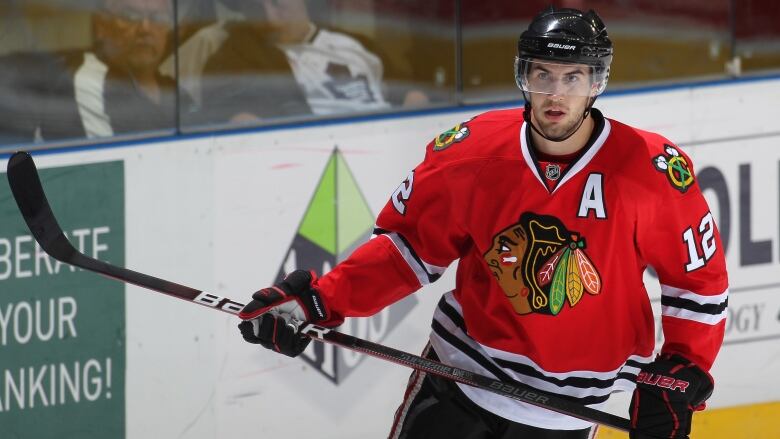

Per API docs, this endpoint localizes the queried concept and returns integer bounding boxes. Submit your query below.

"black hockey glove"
[629,353,714,439]
[237,270,339,357]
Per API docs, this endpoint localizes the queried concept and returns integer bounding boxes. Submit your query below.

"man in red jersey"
[237,6,728,439]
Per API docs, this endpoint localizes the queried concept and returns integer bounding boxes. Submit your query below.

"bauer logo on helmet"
[547,42,576,50]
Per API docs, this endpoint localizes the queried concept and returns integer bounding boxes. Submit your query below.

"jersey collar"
[520,109,611,194]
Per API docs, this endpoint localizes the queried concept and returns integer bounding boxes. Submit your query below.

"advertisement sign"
[0,161,125,438]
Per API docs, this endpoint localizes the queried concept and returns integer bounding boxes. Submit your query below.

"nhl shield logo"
[544,164,561,181]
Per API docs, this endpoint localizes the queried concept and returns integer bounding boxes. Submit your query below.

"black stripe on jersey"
[434,296,645,406]
[433,305,617,406]
[493,358,637,391]
[661,295,728,315]
[624,359,645,369]
[431,320,515,384]
[437,298,466,330]
[373,227,442,284]
[615,371,640,385]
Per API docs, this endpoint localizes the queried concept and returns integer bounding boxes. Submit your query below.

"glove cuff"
[283,270,344,327]
[663,353,714,406]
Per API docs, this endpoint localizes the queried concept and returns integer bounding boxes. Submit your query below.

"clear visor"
[515,57,609,97]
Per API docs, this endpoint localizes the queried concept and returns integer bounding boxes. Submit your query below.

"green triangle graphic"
[336,152,376,254]
[298,149,375,255]
[299,152,337,253]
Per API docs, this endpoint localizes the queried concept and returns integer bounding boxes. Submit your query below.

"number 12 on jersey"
[683,212,716,272]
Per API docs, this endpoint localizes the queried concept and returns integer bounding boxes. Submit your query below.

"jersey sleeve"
[315,144,472,322]
[636,143,729,371]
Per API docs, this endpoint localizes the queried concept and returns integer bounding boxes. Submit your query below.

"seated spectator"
[158,0,245,108]
[194,0,398,125]
[74,0,183,137]
[159,10,231,109]
[0,0,185,144]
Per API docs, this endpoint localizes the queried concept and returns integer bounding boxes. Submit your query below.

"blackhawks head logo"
[653,144,694,193]
[433,121,470,151]
[483,212,602,316]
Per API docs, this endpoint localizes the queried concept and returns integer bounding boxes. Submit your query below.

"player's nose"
[548,79,570,98]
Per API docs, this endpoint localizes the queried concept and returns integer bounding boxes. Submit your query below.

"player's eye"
[564,74,580,84]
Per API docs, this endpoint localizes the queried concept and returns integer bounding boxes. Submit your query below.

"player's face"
[526,62,594,141]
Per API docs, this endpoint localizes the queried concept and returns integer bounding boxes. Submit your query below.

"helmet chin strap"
[522,93,596,143]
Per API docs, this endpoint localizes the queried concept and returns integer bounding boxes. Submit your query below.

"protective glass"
[110,8,173,26]
[515,57,609,97]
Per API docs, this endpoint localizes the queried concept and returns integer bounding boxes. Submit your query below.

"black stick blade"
[6,151,244,314]
[6,151,76,261]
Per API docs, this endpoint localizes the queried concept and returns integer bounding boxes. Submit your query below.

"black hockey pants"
[387,345,597,439]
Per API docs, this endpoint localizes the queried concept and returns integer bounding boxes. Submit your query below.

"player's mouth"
[544,108,567,122]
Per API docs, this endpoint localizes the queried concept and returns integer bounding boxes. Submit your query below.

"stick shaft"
[5,151,630,431]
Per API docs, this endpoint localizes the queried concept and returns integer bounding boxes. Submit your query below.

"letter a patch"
[577,173,607,219]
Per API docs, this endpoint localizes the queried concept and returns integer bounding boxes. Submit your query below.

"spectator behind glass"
[194,0,405,126]
[71,0,181,137]
[5,0,185,142]
[261,0,391,115]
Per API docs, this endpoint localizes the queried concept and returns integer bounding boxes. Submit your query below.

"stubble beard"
[530,94,590,141]
[534,109,582,141]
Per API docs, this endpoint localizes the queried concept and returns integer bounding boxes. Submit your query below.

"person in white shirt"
[181,0,426,125]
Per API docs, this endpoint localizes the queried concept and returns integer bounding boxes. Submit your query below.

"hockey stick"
[6,151,630,432]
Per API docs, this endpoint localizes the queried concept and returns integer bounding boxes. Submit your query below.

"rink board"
[596,401,780,438]
[0,76,778,438]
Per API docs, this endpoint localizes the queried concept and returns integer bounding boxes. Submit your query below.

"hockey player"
[238,6,728,439]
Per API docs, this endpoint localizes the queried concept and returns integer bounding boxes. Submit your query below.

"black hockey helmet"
[515,6,613,97]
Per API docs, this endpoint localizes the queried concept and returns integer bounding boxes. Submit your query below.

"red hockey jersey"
[316,108,728,429]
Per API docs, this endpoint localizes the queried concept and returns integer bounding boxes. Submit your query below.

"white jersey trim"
[376,232,446,286]
[429,291,650,430]
[660,284,728,325]
[388,346,430,439]
[519,118,612,194]
[661,306,728,325]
